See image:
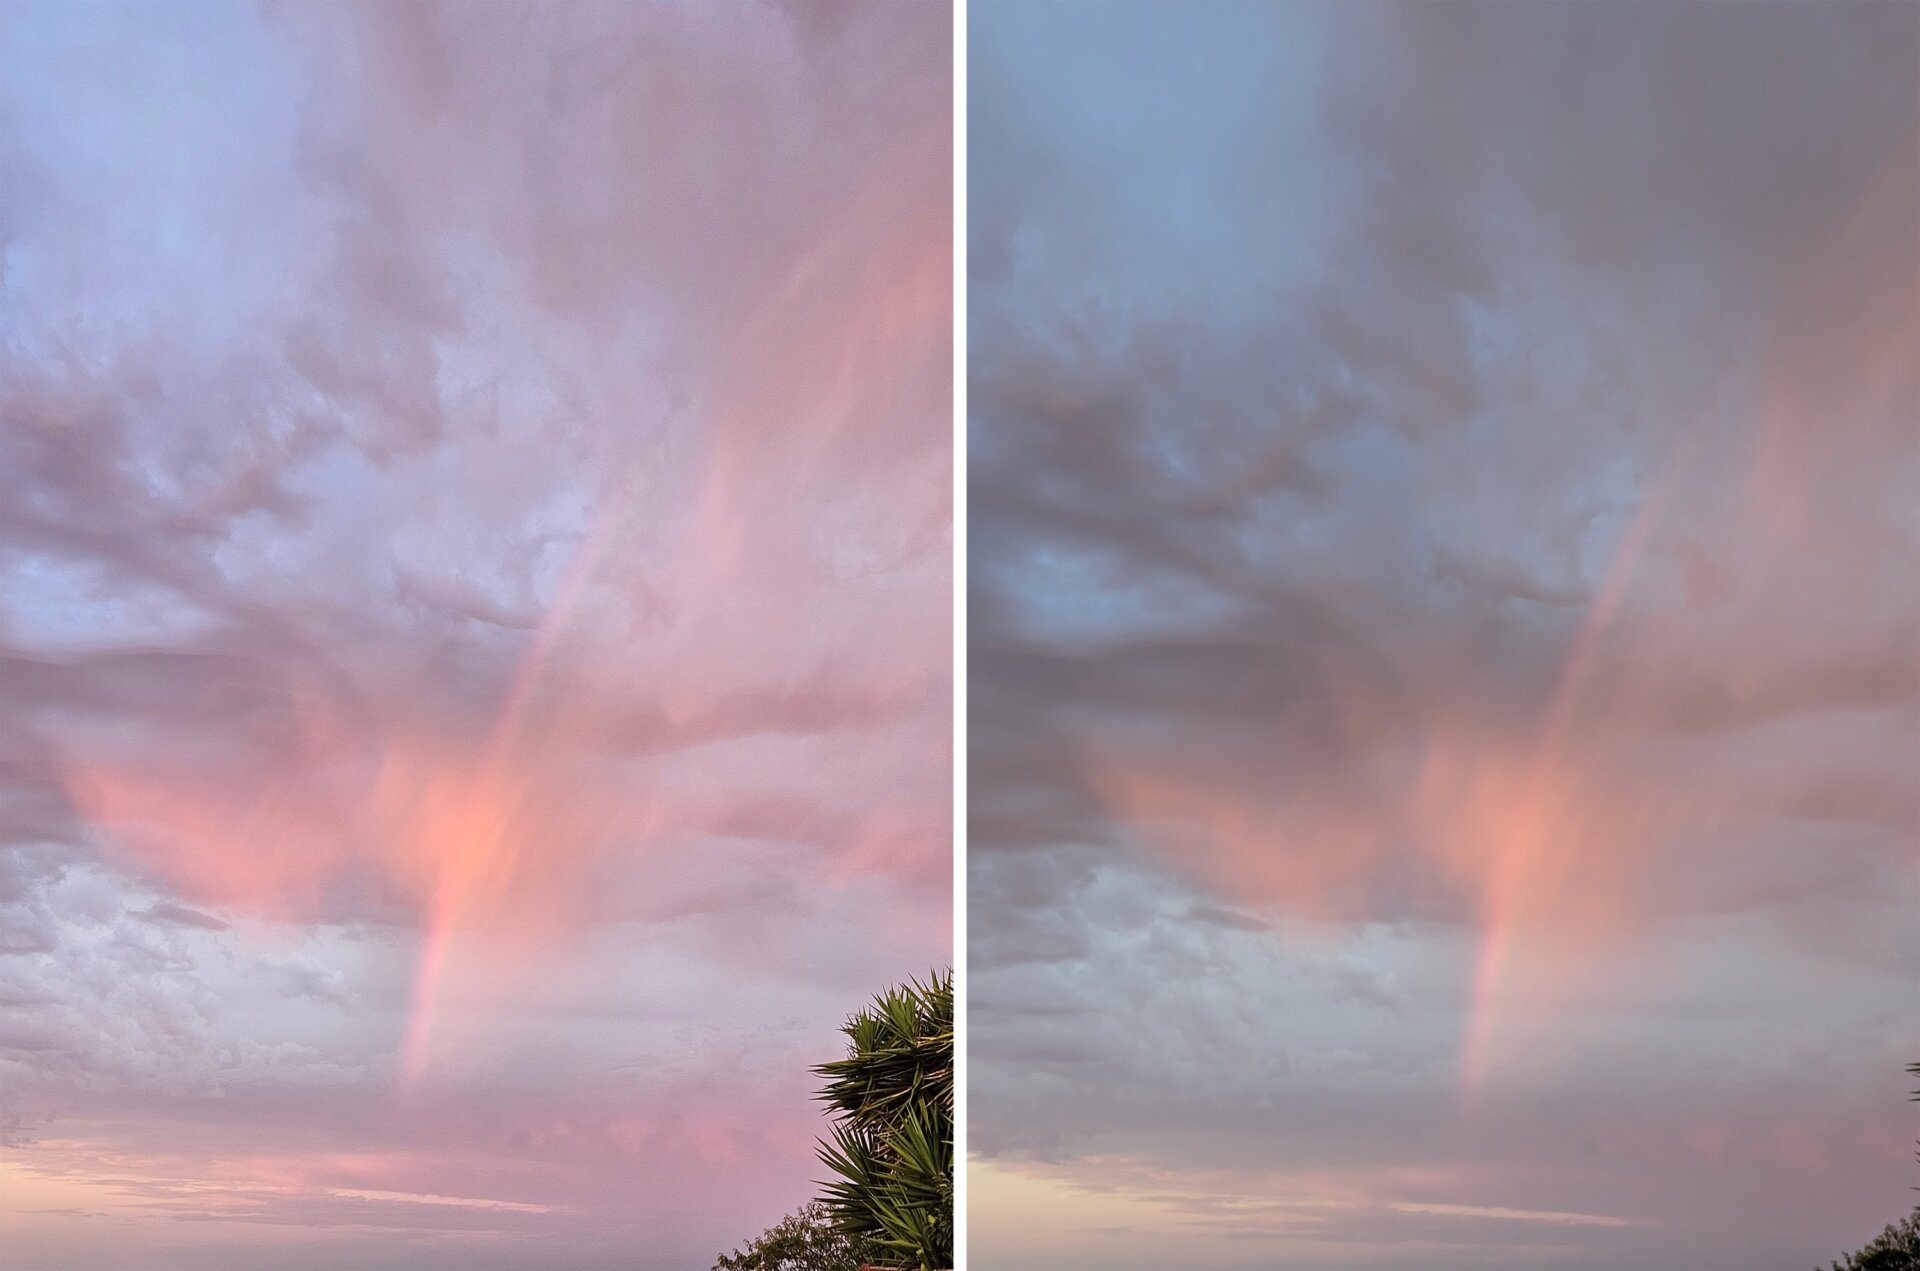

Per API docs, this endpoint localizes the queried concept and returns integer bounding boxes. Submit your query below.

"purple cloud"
[0,3,950,1266]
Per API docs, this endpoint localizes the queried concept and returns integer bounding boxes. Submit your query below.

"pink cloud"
[0,2,949,1265]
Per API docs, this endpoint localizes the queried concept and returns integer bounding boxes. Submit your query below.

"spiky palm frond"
[813,971,953,1271]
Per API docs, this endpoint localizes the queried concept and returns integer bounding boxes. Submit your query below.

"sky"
[968,3,1918,1269]
[0,4,950,1269]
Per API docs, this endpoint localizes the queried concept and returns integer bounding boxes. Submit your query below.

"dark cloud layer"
[968,3,1917,1267]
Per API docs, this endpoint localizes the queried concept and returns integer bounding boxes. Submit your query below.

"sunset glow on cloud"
[968,3,1917,1267]
[0,3,950,1267]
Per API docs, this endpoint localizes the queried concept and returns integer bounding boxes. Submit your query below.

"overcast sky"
[967,3,1918,1268]
[0,4,950,1268]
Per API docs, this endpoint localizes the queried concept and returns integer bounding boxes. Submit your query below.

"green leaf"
[813,970,954,1270]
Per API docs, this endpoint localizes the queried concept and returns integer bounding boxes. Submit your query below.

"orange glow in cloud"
[0,5,953,1265]
[691,164,951,576]
[1090,129,1916,1092]
[1448,481,1666,1097]
[64,720,633,1084]
[56,146,951,1089]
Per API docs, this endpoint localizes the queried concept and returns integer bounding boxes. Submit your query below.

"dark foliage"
[814,970,954,1271]
[1825,1207,1920,1271]
[713,1200,878,1271]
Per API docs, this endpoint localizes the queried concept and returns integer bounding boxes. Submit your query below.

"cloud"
[968,2,1918,1266]
[0,2,949,1266]
[137,903,229,932]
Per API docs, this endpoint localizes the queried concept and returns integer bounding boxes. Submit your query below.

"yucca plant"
[814,970,954,1271]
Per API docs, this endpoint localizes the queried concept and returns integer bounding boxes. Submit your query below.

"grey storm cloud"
[968,3,1917,1268]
